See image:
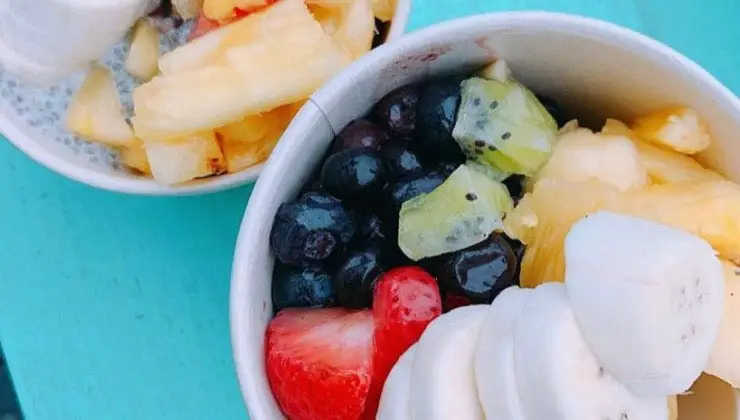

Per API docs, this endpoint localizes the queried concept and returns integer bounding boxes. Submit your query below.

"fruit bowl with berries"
[0,0,410,195]
[231,11,740,420]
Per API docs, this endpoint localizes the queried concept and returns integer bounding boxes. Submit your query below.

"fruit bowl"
[0,0,411,196]
[230,11,740,420]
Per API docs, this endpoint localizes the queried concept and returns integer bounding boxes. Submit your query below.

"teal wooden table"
[1,1,739,419]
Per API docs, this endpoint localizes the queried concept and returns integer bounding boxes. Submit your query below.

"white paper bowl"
[0,1,411,196]
[231,11,740,420]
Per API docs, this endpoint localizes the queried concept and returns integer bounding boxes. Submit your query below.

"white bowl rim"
[0,0,412,196]
[231,9,740,420]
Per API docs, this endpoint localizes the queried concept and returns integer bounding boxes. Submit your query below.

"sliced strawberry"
[365,266,442,418]
[266,308,374,420]
[443,291,474,312]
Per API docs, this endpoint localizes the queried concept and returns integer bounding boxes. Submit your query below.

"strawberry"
[188,11,222,41]
[266,308,374,420]
[364,266,442,418]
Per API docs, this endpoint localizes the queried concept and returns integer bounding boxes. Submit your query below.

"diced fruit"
[369,267,442,419]
[602,119,723,184]
[266,308,374,420]
[272,263,337,311]
[126,19,161,82]
[134,0,352,140]
[119,140,152,175]
[509,178,740,288]
[332,119,389,153]
[218,104,294,172]
[171,0,204,19]
[380,139,427,178]
[630,107,711,155]
[66,65,136,148]
[320,147,389,202]
[270,192,356,266]
[204,0,276,20]
[144,131,226,185]
[358,213,391,244]
[534,127,649,191]
[373,85,421,137]
[452,77,558,176]
[163,18,231,74]
[503,192,537,245]
[370,0,395,21]
[398,163,514,261]
[308,3,340,35]
[334,245,386,308]
[331,0,375,59]
[428,233,518,303]
[416,78,466,162]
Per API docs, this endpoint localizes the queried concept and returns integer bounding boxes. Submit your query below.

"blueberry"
[536,94,568,128]
[270,193,356,266]
[373,85,421,136]
[320,147,389,202]
[272,264,337,311]
[334,245,386,308]
[359,213,390,244]
[383,171,447,217]
[506,236,526,284]
[416,79,466,162]
[332,119,389,153]
[379,138,427,179]
[430,233,518,303]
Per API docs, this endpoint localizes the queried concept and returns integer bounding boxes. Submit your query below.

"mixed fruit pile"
[64,0,393,185]
[264,59,740,420]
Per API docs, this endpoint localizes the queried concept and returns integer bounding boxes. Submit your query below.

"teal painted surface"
[0,1,738,419]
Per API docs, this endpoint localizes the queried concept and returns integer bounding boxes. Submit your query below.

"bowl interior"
[0,5,409,195]
[231,12,740,420]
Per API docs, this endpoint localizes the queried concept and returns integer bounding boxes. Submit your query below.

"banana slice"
[514,282,669,420]
[565,211,725,397]
[410,305,487,420]
[474,287,531,420]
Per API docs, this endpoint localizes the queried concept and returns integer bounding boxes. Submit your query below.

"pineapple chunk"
[145,132,226,185]
[66,65,136,147]
[126,20,161,82]
[602,118,723,184]
[219,103,297,172]
[534,128,649,191]
[370,0,395,21]
[333,0,375,59]
[630,107,712,155]
[204,0,274,20]
[161,0,308,75]
[119,140,152,175]
[133,0,352,140]
[172,0,204,19]
[307,0,375,59]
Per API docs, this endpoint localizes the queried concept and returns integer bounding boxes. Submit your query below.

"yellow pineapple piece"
[512,178,740,288]
[160,0,308,75]
[204,0,274,21]
[133,0,352,140]
[66,65,136,147]
[307,0,375,59]
[535,128,648,191]
[126,19,160,82]
[219,103,297,172]
[370,0,395,21]
[171,0,204,19]
[118,140,152,175]
[144,132,226,185]
[602,118,723,184]
[630,107,712,155]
